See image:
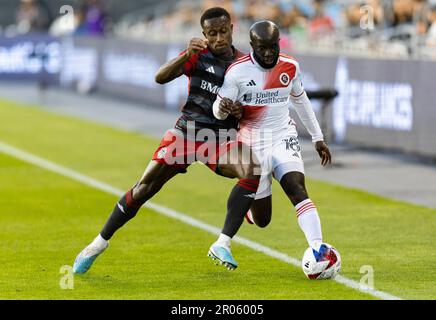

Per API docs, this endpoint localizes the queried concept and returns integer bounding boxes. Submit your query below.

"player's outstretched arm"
[289,64,323,140]
[155,38,208,84]
[291,92,331,166]
[289,64,331,166]
[290,89,323,142]
[213,67,240,120]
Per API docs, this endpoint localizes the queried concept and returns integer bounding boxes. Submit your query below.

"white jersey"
[213,51,323,148]
[213,51,325,199]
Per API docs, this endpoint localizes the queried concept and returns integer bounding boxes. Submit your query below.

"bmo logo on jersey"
[200,80,219,94]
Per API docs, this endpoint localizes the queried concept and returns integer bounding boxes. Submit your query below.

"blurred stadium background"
[1,0,436,300]
[2,0,436,154]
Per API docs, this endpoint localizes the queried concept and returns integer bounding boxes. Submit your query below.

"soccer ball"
[301,243,341,280]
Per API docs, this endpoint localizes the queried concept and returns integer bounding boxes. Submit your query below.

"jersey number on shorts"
[283,137,301,152]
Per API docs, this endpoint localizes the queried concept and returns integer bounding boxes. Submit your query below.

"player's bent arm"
[213,70,240,120]
[155,52,190,84]
[156,38,207,84]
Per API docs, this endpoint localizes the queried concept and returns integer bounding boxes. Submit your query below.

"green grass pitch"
[0,99,435,299]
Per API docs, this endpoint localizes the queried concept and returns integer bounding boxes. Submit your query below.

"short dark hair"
[200,7,231,28]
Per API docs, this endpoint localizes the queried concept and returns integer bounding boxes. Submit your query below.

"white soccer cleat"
[73,240,108,274]
[207,243,238,270]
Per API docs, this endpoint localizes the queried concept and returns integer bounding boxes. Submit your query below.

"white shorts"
[254,133,305,200]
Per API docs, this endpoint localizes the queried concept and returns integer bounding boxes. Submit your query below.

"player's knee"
[133,181,162,202]
[251,204,272,227]
[256,215,271,228]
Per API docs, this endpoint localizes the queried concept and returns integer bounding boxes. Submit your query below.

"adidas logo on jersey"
[205,66,215,74]
[246,80,256,86]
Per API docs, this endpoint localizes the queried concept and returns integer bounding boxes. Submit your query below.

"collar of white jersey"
[249,50,278,70]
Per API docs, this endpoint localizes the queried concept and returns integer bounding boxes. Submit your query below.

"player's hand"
[218,98,234,117]
[186,38,208,58]
[230,101,243,119]
[315,141,331,166]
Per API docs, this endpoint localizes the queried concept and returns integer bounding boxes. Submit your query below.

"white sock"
[216,233,231,248]
[91,234,109,250]
[295,199,322,251]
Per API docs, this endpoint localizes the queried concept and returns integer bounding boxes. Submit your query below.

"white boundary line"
[0,141,401,300]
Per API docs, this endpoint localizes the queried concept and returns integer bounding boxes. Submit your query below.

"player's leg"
[206,142,261,269]
[73,161,183,274]
[247,195,272,227]
[246,148,273,227]
[73,129,189,274]
[273,135,323,251]
[99,161,183,240]
[246,198,272,226]
[278,170,323,251]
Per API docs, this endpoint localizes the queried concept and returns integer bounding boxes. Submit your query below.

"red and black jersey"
[175,46,245,134]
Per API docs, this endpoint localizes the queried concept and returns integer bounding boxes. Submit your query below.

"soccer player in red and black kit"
[72,7,260,273]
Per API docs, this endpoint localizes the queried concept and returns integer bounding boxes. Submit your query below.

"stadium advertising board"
[97,38,167,106]
[295,54,436,158]
[0,34,60,84]
[59,36,98,92]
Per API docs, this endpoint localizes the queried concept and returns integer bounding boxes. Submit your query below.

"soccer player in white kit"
[209,20,332,267]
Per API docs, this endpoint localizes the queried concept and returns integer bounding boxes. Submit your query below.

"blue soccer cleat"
[207,243,238,270]
[73,242,108,274]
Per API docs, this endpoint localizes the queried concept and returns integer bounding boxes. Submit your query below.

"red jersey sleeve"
[179,50,199,77]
